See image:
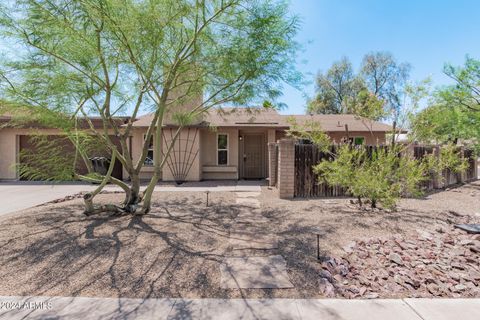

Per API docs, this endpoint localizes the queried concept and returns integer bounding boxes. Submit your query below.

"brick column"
[278,139,295,199]
[267,142,278,187]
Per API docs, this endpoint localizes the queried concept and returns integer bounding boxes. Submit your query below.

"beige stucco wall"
[328,131,386,145]
[162,128,201,182]
[1,125,388,182]
[130,127,202,182]
[0,128,18,180]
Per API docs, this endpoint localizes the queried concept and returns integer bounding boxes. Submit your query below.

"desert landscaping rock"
[220,256,294,289]
[320,226,480,298]
[455,224,480,234]
[389,252,404,265]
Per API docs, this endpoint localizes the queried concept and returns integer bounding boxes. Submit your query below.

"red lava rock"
[468,270,480,280]
[358,287,367,296]
[453,284,467,292]
[321,222,480,298]
[319,278,336,298]
[451,262,466,270]
[389,252,404,266]
[469,245,480,254]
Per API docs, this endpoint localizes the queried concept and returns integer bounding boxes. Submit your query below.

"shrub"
[314,145,430,210]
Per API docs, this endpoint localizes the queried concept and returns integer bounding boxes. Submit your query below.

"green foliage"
[422,144,470,181]
[442,56,480,112]
[308,52,410,121]
[307,57,362,115]
[285,117,331,152]
[17,132,104,181]
[314,145,429,210]
[0,0,301,113]
[18,135,76,181]
[314,142,471,210]
[360,51,411,115]
[412,104,480,149]
[349,89,387,120]
[438,144,470,174]
[411,58,480,151]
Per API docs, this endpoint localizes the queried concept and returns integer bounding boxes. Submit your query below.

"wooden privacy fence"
[294,144,346,198]
[293,143,478,198]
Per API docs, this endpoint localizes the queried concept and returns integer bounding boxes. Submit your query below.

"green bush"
[314,145,430,210]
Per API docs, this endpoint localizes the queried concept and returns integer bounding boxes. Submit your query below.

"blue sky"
[280,0,480,115]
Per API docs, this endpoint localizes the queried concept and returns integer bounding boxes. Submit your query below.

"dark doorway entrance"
[241,133,266,179]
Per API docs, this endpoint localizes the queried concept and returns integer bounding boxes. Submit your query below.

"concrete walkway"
[220,191,294,290]
[1,296,479,320]
[0,181,262,217]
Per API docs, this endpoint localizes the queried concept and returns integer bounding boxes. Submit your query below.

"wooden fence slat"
[293,144,477,198]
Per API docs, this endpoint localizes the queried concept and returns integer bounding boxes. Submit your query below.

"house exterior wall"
[0,128,18,180]
[1,124,388,181]
[200,127,239,180]
[0,127,125,180]
[162,128,201,182]
[327,131,386,145]
[130,128,161,181]
[130,127,202,182]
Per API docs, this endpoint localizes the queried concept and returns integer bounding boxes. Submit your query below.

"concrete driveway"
[0,182,97,217]
[0,180,263,217]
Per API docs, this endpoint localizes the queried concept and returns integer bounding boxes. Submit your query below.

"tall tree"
[308,52,411,121]
[307,57,364,114]
[360,51,411,118]
[411,103,480,147]
[442,56,480,112]
[0,0,300,215]
[410,58,480,150]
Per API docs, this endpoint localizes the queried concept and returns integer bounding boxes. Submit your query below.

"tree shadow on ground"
[1,187,472,316]
[0,192,332,304]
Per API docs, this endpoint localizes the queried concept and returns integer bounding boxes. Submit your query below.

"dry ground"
[0,181,478,299]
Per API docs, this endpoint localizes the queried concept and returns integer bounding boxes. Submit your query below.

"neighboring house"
[0,108,394,182]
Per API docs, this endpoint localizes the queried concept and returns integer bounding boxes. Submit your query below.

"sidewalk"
[1,296,479,320]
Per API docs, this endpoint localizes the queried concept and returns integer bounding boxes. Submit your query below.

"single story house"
[0,108,394,182]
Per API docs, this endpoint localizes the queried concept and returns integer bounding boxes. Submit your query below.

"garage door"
[19,135,123,181]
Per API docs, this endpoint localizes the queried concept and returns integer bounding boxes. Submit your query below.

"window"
[298,139,313,145]
[144,135,154,166]
[217,133,228,165]
[354,137,365,145]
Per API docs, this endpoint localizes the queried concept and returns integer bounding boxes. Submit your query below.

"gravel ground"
[261,180,480,255]
[0,181,478,299]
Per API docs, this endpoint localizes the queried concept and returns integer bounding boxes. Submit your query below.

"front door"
[242,133,265,179]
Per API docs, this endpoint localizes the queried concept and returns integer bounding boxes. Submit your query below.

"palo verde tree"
[442,56,480,112]
[0,0,300,215]
[411,57,480,151]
